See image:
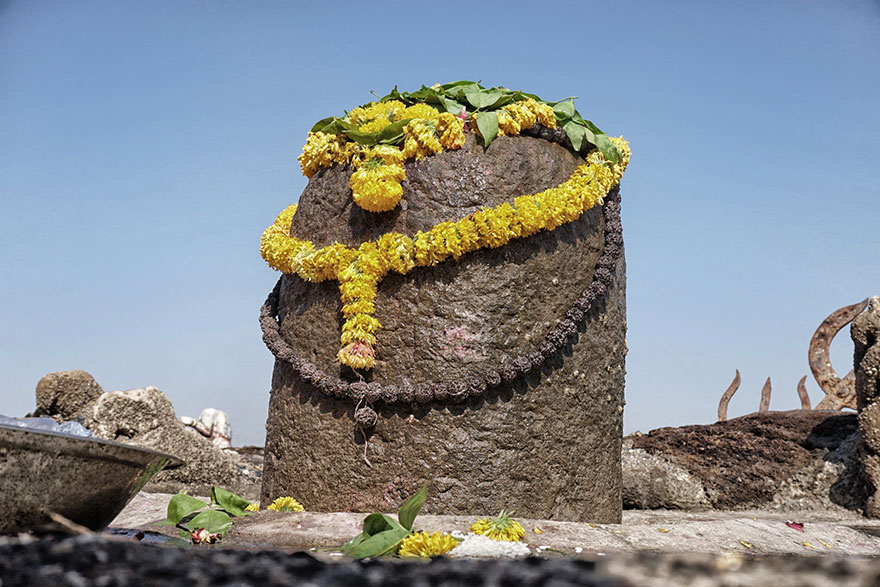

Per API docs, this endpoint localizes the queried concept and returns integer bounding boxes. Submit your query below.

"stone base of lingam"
[260,133,627,523]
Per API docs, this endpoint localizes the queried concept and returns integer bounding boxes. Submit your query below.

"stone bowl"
[0,423,182,534]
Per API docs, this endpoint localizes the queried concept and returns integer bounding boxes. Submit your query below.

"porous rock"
[621,439,710,510]
[628,410,862,511]
[32,370,103,421]
[86,387,253,498]
[262,133,626,522]
[854,296,880,517]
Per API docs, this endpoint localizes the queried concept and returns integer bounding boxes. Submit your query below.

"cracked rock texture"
[627,410,864,511]
[854,296,880,517]
[262,134,627,522]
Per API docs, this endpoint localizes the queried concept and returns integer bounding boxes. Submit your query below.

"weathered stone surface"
[86,387,257,499]
[629,410,862,511]
[32,369,103,421]
[621,439,710,510]
[854,296,880,517]
[262,134,626,522]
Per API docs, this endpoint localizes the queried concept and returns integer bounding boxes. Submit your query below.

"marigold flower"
[497,110,521,136]
[397,103,440,122]
[397,531,459,558]
[267,497,305,512]
[350,161,407,212]
[338,341,376,370]
[435,112,466,150]
[348,101,406,130]
[262,134,632,371]
[402,120,442,160]
[470,510,525,542]
[244,503,259,512]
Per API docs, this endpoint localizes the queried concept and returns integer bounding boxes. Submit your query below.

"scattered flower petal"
[738,540,753,549]
[785,520,805,532]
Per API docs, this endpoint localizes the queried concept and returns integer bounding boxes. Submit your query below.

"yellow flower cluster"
[264,137,631,369]
[244,502,260,512]
[347,100,405,133]
[470,510,525,542]
[397,531,459,557]
[299,99,554,213]
[497,97,556,136]
[266,496,305,512]
[298,132,360,178]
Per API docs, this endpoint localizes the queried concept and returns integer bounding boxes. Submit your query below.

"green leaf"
[438,80,480,91]
[440,97,466,115]
[593,133,620,164]
[553,100,576,121]
[397,483,428,531]
[474,111,499,147]
[563,121,587,152]
[376,119,410,145]
[379,85,403,102]
[362,512,405,536]
[310,116,338,133]
[160,494,208,526]
[210,486,252,518]
[181,510,234,536]
[344,527,409,559]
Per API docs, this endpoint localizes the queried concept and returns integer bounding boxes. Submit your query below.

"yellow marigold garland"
[261,137,631,370]
[298,98,558,213]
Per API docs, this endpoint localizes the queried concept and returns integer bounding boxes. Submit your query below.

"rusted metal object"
[796,375,812,410]
[809,298,868,410]
[759,377,772,412]
[718,369,741,422]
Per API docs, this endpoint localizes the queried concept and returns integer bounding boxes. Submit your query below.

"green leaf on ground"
[210,486,252,518]
[160,494,208,526]
[344,527,409,559]
[180,510,234,537]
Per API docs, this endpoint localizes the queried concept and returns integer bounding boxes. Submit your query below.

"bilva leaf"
[564,121,587,152]
[397,483,428,531]
[593,133,620,164]
[210,486,252,517]
[475,111,499,147]
[344,527,409,559]
[553,100,576,121]
[439,80,479,91]
[181,510,234,536]
[440,97,466,115]
[160,494,208,526]
[310,116,338,133]
[376,119,410,144]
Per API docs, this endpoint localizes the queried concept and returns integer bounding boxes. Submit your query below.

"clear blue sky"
[2,1,878,446]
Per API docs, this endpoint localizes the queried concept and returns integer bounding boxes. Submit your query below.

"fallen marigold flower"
[267,496,305,512]
[397,531,458,558]
[470,510,525,542]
